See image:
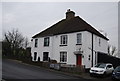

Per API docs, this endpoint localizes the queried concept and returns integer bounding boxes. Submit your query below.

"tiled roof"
[32,16,108,40]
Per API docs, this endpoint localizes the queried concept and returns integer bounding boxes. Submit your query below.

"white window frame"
[77,33,82,44]
[60,35,68,45]
[44,37,50,46]
[60,52,67,63]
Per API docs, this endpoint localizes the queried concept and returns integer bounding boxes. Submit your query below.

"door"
[34,52,37,61]
[76,55,82,66]
[43,52,49,61]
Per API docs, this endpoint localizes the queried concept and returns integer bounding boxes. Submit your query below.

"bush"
[50,59,57,63]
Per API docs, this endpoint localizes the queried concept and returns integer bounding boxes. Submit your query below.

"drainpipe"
[91,33,93,67]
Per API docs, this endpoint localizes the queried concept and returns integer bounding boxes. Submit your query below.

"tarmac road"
[2,59,112,81]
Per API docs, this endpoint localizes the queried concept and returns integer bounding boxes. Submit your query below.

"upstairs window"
[60,35,68,45]
[44,37,49,46]
[60,52,67,62]
[77,33,82,44]
[35,39,38,47]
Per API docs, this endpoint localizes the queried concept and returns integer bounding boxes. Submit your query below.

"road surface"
[2,59,111,81]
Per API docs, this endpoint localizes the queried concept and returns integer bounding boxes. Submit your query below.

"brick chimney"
[66,9,75,20]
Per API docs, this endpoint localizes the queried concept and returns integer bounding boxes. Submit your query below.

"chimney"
[66,9,75,20]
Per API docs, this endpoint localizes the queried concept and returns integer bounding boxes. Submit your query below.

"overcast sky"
[2,2,118,48]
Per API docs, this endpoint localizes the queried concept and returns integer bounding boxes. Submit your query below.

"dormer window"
[77,33,82,45]
[60,35,68,46]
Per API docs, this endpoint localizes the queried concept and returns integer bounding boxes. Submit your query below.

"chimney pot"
[66,9,75,20]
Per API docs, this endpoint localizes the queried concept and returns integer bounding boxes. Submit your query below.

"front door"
[43,52,49,61]
[76,55,82,66]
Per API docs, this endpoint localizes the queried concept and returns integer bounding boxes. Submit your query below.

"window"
[34,52,37,61]
[35,39,38,47]
[77,33,82,44]
[107,65,112,68]
[60,35,68,45]
[44,37,49,46]
[60,52,67,62]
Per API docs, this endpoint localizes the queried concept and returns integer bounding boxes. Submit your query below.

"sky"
[1,2,118,49]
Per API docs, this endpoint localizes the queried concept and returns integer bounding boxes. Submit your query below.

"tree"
[111,46,117,56]
[108,44,111,55]
[24,37,29,49]
[108,44,117,56]
[3,29,25,57]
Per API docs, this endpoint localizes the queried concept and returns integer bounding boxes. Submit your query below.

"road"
[2,59,111,81]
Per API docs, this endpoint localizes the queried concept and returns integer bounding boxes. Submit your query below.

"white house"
[31,9,109,68]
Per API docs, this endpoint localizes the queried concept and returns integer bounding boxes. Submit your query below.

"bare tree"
[24,37,29,49]
[3,29,25,56]
[107,44,117,56]
[111,46,117,56]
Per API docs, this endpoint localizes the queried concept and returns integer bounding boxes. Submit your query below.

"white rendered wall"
[31,31,108,68]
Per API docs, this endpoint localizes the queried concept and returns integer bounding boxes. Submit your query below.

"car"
[90,63,114,77]
[112,66,120,80]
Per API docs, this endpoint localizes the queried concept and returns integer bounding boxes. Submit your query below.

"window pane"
[60,35,67,45]
[44,37,49,46]
[77,33,82,44]
[63,36,66,44]
[65,36,67,44]
[60,36,62,44]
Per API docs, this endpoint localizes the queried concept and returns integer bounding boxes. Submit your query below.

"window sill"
[76,44,82,45]
[44,46,49,47]
[59,45,67,46]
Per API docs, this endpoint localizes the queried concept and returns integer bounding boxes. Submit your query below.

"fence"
[50,63,85,74]
[25,61,85,74]
[97,52,120,68]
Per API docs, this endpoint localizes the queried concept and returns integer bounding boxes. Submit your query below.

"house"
[31,9,109,68]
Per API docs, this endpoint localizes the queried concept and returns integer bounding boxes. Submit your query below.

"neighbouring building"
[31,9,109,68]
